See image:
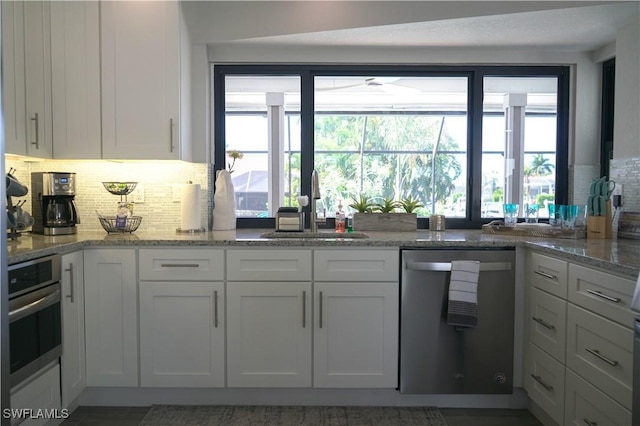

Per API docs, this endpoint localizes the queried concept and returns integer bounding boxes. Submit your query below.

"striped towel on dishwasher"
[447,260,480,328]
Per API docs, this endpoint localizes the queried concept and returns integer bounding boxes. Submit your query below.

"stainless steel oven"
[8,255,62,387]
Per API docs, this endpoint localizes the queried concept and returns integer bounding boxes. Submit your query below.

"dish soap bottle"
[335,200,346,233]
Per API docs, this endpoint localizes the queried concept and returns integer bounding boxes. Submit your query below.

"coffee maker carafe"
[31,172,80,235]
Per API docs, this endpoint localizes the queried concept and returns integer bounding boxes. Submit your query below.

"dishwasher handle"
[405,261,512,272]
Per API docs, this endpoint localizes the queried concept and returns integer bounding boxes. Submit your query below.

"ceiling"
[226,2,638,52]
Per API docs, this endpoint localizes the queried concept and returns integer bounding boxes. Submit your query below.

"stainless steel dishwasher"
[400,248,515,394]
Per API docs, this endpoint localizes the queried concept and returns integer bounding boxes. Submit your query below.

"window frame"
[213,64,570,229]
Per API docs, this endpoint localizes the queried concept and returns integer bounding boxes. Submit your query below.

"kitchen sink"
[260,231,370,239]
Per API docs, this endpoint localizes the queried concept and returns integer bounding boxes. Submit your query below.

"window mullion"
[266,93,285,216]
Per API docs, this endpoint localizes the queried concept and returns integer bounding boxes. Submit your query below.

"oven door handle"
[9,288,61,323]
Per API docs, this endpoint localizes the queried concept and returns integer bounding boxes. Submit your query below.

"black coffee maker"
[31,172,80,235]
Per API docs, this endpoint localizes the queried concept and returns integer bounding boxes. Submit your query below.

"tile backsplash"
[5,158,212,232]
[6,155,640,235]
[610,157,640,212]
[610,157,640,238]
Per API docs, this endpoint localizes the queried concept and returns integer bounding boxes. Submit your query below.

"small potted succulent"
[349,195,375,213]
[398,196,424,214]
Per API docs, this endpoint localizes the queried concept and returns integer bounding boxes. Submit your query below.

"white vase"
[213,170,237,230]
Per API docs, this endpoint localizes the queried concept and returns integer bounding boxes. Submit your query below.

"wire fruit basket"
[99,216,142,233]
[103,181,138,198]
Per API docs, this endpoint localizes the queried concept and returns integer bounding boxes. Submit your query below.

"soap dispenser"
[335,200,346,233]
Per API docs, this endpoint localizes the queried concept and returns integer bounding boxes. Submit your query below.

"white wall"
[182,1,595,45]
[613,16,640,159]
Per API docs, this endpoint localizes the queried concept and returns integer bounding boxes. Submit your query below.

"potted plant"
[398,196,423,214]
[349,195,375,213]
[351,195,418,232]
[374,198,400,213]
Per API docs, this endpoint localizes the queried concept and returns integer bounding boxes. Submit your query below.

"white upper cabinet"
[50,1,101,159]
[101,1,188,160]
[24,1,53,158]
[2,1,53,158]
[2,1,28,156]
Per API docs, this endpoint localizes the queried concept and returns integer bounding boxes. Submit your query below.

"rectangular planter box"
[352,212,417,231]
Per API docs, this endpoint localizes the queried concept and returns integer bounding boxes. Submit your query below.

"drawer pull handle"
[530,374,553,391]
[532,316,555,330]
[585,348,619,367]
[169,118,175,152]
[30,113,39,148]
[583,419,598,426]
[214,290,218,328]
[319,291,323,329]
[534,270,557,280]
[160,263,200,268]
[65,263,75,303]
[586,289,620,303]
[302,291,306,328]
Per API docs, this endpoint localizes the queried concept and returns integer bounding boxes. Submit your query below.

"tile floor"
[61,406,543,426]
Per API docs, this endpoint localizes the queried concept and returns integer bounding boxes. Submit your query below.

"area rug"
[139,405,448,426]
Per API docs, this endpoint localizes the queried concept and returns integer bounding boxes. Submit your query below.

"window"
[482,76,559,219]
[313,76,468,218]
[214,65,569,228]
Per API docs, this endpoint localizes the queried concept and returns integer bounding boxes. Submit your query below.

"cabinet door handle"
[30,113,39,148]
[530,374,554,391]
[585,348,619,367]
[302,291,306,328]
[532,316,555,330]
[319,291,323,329]
[214,290,218,328]
[64,263,75,303]
[586,289,620,303]
[169,118,175,152]
[534,270,557,280]
[583,418,598,426]
[160,263,200,268]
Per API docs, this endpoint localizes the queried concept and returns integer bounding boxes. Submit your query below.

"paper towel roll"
[180,183,201,231]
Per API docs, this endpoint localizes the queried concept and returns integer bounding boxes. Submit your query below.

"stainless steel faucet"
[310,170,325,232]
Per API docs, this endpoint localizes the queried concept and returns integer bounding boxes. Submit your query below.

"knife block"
[587,200,612,239]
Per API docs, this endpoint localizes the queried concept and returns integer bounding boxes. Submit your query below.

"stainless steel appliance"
[8,255,62,387]
[31,172,80,235]
[400,248,515,394]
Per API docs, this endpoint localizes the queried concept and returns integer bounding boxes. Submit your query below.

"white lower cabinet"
[564,369,631,426]
[84,249,138,387]
[139,281,225,387]
[226,281,312,387]
[565,304,633,410]
[525,250,636,426]
[524,342,565,425]
[60,251,85,407]
[313,282,398,388]
[10,363,61,426]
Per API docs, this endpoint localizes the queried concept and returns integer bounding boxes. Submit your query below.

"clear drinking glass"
[574,205,587,228]
[548,204,558,226]
[525,203,539,223]
[562,204,579,229]
[503,203,518,226]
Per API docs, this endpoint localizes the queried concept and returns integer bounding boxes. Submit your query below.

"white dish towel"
[213,170,237,231]
[447,260,480,328]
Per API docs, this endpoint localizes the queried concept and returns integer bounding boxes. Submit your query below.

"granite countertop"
[6,228,640,278]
